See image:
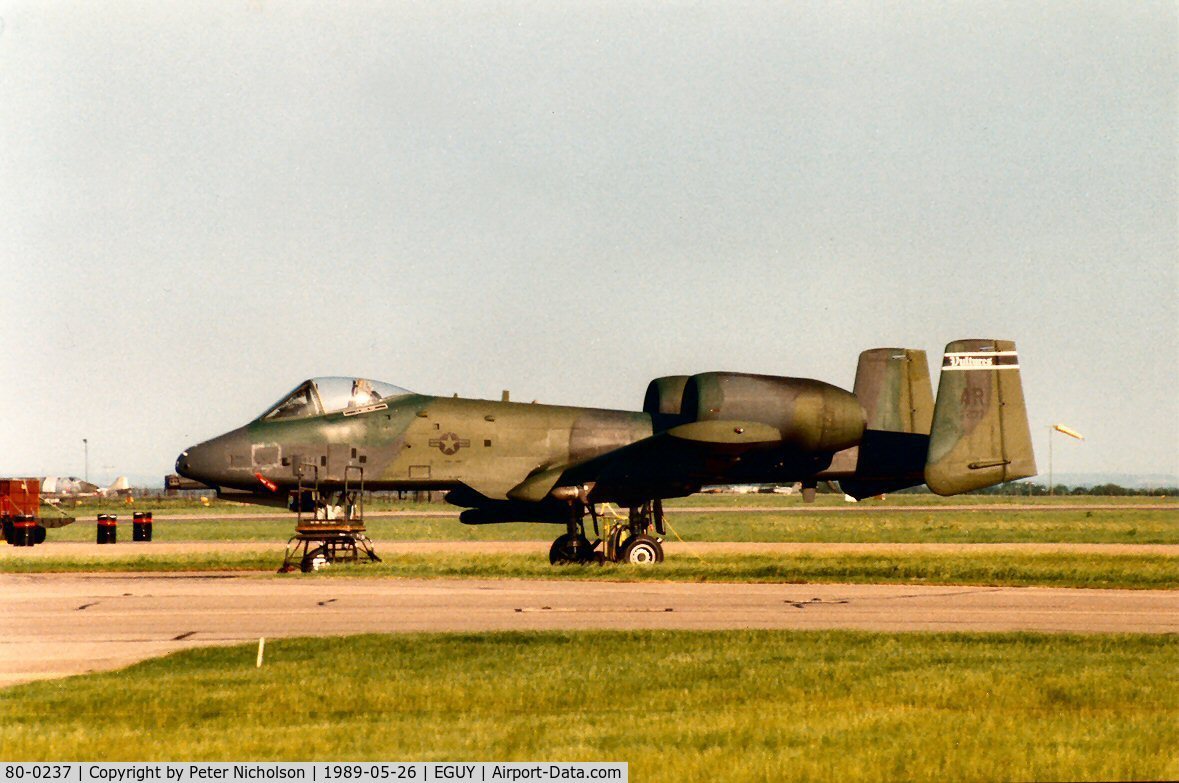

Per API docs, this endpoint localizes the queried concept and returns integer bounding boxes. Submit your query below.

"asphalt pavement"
[3,573,1176,686]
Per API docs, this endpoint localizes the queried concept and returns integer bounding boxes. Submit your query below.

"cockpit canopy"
[258,377,412,421]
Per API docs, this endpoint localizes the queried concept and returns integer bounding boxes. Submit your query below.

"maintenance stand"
[279,465,381,573]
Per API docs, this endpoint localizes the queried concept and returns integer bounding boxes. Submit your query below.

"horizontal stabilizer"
[839,430,930,499]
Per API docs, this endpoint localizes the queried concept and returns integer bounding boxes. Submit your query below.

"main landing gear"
[548,498,666,566]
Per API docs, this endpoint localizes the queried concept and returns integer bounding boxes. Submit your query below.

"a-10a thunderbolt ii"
[176,339,1035,564]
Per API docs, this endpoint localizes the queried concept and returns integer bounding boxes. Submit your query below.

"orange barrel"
[97,514,117,544]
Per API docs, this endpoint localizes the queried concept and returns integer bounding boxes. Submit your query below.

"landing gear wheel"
[620,535,664,564]
[549,533,595,565]
[300,545,328,573]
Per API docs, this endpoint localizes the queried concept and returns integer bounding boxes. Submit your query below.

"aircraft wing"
[547,420,785,503]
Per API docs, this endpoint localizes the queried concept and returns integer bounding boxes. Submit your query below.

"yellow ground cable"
[597,502,626,520]
[596,503,701,561]
[661,516,705,561]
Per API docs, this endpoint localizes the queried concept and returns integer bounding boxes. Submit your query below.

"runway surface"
[3,573,1176,686]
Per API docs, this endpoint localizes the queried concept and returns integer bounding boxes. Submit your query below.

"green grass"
[2,631,1175,781]
[40,507,1179,544]
[22,496,1176,589]
[4,551,1175,589]
[666,493,1177,507]
[651,509,1179,544]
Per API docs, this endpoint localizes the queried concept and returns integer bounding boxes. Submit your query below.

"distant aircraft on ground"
[40,476,131,502]
[176,339,1036,565]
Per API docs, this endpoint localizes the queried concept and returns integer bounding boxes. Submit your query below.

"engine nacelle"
[643,376,690,416]
[681,372,866,452]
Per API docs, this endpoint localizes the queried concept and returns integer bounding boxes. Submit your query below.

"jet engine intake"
[642,375,691,430]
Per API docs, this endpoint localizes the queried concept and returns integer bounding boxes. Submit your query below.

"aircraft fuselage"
[177,393,654,503]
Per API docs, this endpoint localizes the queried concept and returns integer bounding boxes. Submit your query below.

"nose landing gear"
[548,532,596,565]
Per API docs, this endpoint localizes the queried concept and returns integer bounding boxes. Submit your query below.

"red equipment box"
[0,478,40,517]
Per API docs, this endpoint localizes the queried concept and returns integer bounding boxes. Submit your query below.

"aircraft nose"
[176,440,220,484]
[175,446,200,479]
[175,426,252,488]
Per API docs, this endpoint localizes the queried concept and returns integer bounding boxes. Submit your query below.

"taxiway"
[3,573,1176,686]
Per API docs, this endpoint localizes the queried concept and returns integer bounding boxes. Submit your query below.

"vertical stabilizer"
[837,348,933,499]
[925,339,1036,495]
[853,348,933,433]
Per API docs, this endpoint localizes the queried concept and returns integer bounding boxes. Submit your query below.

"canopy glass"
[258,377,412,420]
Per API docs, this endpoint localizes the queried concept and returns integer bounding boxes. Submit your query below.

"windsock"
[1053,424,1085,440]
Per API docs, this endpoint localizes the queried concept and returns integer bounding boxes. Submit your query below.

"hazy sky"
[2,2,1176,486]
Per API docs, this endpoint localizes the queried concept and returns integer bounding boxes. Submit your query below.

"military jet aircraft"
[176,339,1035,564]
[40,475,131,503]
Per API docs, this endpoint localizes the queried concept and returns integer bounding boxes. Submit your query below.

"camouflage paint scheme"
[176,339,1036,527]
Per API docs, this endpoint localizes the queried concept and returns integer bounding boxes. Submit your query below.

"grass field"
[38,505,1179,545]
[664,493,1177,507]
[4,550,1175,589]
[13,495,1174,588]
[2,630,1175,781]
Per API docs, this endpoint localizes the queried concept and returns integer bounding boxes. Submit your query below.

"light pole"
[1047,423,1084,496]
[83,438,88,483]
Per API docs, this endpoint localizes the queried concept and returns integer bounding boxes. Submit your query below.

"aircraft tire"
[300,545,328,573]
[549,533,594,566]
[620,535,664,565]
